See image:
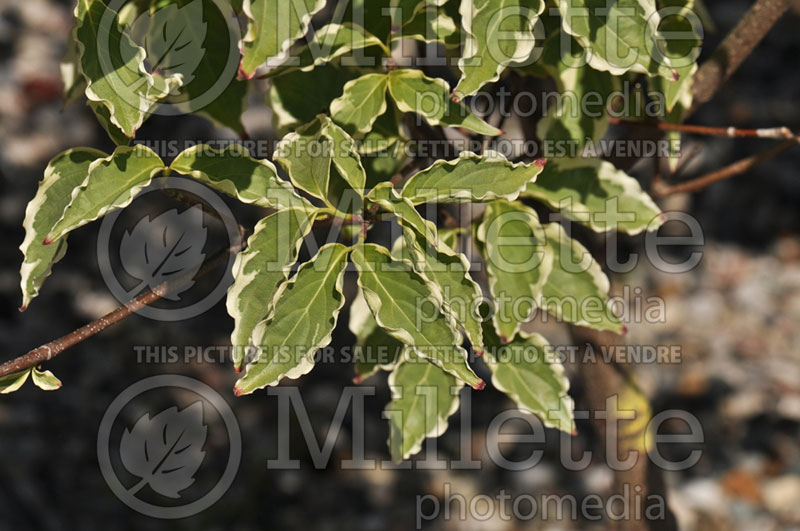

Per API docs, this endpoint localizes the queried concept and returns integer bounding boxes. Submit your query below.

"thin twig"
[0,241,244,378]
[690,0,791,115]
[608,118,796,140]
[652,139,797,196]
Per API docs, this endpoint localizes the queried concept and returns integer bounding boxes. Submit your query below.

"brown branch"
[653,139,797,196]
[689,0,791,115]
[1,241,243,378]
[608,118,796,140]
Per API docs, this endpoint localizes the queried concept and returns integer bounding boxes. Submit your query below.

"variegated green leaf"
[386,352,462,461]
[652,0,701,113]
[351,243,484,389]
[558,0,677,80]
[387,69,501,136]
[523,158,663,235]
[396,5,459,47]
[325,118,368,193]
[455,0,544,98]
[350,289,404,382]
[275,116,366,209]
[161,0,248,136]
[482,324,574,433]
[19,148,107,310]
[367,182,437,244]
[75,0,154,138]
[227,208,318,371]
[541,222,623,333]
[31,368,63,391]
[476,200,553,341]
[401,226,486,353]
[330,73,389,137]
[535,32,619,150]
[170,143,313,210]
[47,145,165,243]
[239,0,328,78]
[264,23,388,79]
[401,151,544,205]
[234,243,351,394]
[0,370,31,395]
[267,64,361,136]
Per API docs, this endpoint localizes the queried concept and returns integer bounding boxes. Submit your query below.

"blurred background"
[1,0,800,529]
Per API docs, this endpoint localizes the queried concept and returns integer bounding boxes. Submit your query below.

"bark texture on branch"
[689,0,791,114]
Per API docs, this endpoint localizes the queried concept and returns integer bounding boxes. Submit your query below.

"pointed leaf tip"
[535,158,547,168]
[42,236,53,246]
[473,380,486,391]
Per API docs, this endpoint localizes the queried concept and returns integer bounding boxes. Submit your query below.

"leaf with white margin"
[330,73,389,137]
[47,145,165,243]
[535,32,619,150]
[367,182,437,245]
[75,0,154,138]
[160,0,248,136]
[274,117,334,203]
[0,370,31,394]
[387,69,501,136]
[650,0,701,112]
[455,0,544,98]
[475,200,553,341]
[275,116,366,208]
[61,33,85,105]
[170,143,313,211]
[396,6,459,47]
[263,23,388,79]
[145,0,206,86]
[19,148,106,310]
[227,208,318,371]
[234,243,350,394]
[267,64,362,136]
[351,243,484,389]
[541,222,623,333]
[324,119,367,193]
[523,158,663,235]
[558,0,677,80]
[400,226,486,353]
[31,368,62,391]
[238,0,328,78]
[401,151,543,205]
[350,289,404,382]
[482,324,574,433]
[385,352,462,461]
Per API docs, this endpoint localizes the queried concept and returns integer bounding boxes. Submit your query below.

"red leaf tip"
[621,324,629,337]
[352,374,363,385]
[42,236,53,245]
[473,380,486,391]
[474,348,484,357]
[18,305,27,312]
[534,158,547,168]
[671,71,680,82]
[233,386,244,396]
